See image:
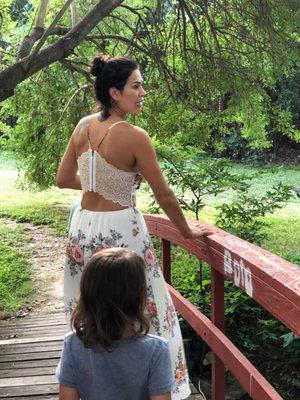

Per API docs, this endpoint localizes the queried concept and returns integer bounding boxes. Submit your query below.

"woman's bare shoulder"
[71,116,91,137]
[104,121,149,148]
[114,122,149,143]
[71,115,102,149]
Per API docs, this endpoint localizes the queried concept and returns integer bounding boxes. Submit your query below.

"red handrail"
[144,214,300,400]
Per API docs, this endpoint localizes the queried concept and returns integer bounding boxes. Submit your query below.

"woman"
[56,54,212,399]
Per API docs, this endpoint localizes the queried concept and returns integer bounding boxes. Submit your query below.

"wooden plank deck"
[0,313,202,399]
[0,314,66,398]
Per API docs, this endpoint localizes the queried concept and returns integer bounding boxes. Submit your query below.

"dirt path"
[3,218,65,317]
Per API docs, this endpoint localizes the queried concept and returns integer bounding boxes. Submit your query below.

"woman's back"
[73,114,141,211]
[57,332,173,400]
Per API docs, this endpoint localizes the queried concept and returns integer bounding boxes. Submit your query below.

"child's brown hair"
[71,248,149,350]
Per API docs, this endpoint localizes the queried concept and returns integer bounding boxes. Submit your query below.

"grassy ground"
[0,221,32,316]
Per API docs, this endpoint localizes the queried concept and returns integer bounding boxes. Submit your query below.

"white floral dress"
[64,202,191,399]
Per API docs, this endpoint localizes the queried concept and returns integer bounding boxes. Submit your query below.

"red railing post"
[211,268,225,400]
[162,239,171,284]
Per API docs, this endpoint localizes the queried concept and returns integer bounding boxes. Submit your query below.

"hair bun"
[91,54,111,77]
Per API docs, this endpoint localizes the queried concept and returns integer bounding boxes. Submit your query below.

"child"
[56,247,174,400]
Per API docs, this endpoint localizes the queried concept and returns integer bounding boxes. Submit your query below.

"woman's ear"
[109,87,120,101]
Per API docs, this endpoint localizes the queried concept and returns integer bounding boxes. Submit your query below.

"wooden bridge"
[1,214,299,399]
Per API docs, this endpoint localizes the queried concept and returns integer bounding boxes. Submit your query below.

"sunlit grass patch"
[0,200,70,237]
[261,214,300,264]
[0,171,78,236]
[0,222,33,316]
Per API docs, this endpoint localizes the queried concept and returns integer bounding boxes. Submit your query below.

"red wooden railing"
[144,214,300,400]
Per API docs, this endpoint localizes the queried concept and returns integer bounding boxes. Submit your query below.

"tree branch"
[17,0,49,60]
[27,0,74,64]
[35,0,49,28]
[86,34,153,58]
[57,84,91,127]
[51,25,71,35]
[70,2,78,27]
[60,59,93,82]
[0,0,125,102]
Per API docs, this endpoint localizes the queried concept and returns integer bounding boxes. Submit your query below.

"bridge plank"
[3,397,58,400]
[0,350,61,363]
[0,314,65,326]
[1,324,66,333]
[0,358,58,370]
[0,383,58,397]
[0,366,56,378]
[0,375,57,387]
[0,341,63,355]
[0,320,66,331]
[0,336,65,346]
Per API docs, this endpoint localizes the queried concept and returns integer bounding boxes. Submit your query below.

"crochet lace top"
[77,121,142,207]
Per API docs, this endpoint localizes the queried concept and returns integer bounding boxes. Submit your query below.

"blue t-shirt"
[56,332,174,400]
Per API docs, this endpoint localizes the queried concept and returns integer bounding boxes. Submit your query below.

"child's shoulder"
[141,334,169,350]
[63,331,83,348]
[138,335,171,366]
[64,331,76,340]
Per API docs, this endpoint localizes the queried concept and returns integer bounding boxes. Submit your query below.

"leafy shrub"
[216,182,293,244]
[219,128,264,164]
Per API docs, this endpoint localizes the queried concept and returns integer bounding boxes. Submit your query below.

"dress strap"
[86,120,92,149]
[96,120,127,151]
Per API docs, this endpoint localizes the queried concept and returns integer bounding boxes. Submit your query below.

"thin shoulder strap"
[96,121,128,151]
[86,119,92,149]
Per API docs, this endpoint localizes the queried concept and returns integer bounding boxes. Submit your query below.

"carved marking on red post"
[224,249,253,297]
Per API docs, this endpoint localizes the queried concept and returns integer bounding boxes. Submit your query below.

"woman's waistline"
[79,204,138,215]
[70,200,140,216]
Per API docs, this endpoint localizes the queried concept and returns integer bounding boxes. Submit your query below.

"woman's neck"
[109,106,126,120]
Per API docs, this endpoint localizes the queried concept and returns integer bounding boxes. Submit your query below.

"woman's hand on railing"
[183,225,214,239]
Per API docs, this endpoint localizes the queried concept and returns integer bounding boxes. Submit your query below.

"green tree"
[0,0,299,187]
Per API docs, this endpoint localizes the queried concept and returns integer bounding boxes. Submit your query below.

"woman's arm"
[132,128,213,239]
[59,384,80,400]
[56,129,81,190]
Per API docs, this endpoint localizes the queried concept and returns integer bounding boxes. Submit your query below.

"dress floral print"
[173,347,189,394]
[142,241,161,278]
[66,229,128,275]
[64,204,191,399]
[66,229,86,276]
[146,284,161,335]
[163,296,177,337]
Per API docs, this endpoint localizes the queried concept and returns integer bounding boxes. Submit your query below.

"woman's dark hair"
[91,54,139,120]
[71,247,149,351]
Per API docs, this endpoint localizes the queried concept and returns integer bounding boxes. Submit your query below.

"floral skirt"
[64,203,191,399]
